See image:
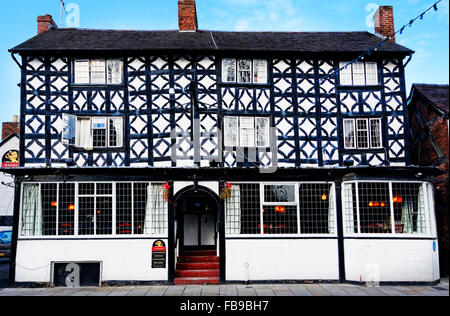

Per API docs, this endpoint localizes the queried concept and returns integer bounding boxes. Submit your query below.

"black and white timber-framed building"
[3,1,442,286]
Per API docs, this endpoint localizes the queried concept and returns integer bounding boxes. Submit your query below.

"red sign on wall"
[1,150,19,168]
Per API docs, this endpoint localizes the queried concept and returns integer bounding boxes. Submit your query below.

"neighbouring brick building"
[408,84,449,275]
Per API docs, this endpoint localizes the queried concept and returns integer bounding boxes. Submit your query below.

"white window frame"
[62,116,124,149]
[343,119,356,149]
[222,58,268,84]
[224,116,270,148]
[73,59,123,85]
[341,180,435,238]
[339,61,379,86]
[225,182,338,238]
[18,182,168,240]
[343,118,383,150]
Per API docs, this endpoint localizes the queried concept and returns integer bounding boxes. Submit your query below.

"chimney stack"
[374,6,395,42]
[2,116,20,141]
[37,14,57,35]
[178,0,198,32]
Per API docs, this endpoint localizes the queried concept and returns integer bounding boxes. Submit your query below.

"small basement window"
[222,59,268,84]
[62,114,124,150]
[339,62,378,86]
[74,59,123,85]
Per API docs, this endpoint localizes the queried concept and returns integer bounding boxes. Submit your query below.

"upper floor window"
[339,62,378,86]
[343,118,382,150]
[222,59,268,84]
[63,114,124,149]
[74,59,123,85]
[223,116,270,148]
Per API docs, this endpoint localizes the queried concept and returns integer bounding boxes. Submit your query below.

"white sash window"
[224,116,270,148]
[74,59,123,85]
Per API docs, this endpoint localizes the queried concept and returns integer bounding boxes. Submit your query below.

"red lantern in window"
[369,201,374,207]
[322,194,327,201]
[51,201,57,207]
[68,204,75,211]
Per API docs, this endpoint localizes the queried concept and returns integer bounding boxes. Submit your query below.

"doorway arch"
[169,185,225,284]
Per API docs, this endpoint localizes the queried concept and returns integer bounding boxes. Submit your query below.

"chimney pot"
[37,14,57,35]
[374,6,395,43]
[178,0,198,32]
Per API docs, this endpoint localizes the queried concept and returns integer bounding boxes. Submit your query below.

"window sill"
[71,83,125,89]
[70,146,126,154]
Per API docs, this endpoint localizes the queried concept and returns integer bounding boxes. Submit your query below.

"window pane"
[370,119,382,148]
[90,60,106,84]
[21,184,42,236]
[239,117,255,147]
[107,59,123,84]
[93,130,107,148]
[339,62,352,85]
[262,205,298,234]
[224,117,238,147]
[76,118,93,149]
[365,62,378,85]
[392,183,427,234]
[41,183,57,236]
[298,183,335,234]
[96,196,112,235]
[356,119,369,149]
[74,60,90,84]
[222,58,236,83]
[62,114,76,145]
[264,185,296,203]
[358,183,392,233]
[253,59,267,84]
[147,183,168,235]
[58,183,75,236]
[79,197,94,235]
[256,117,269,147]
[343,119,355,149]
[97,183,113,195]
[116,183,132,235]
[225,183,261,235]
[133,183,148,235]
[237,59,252,83]
[79,183,95,195]
[343,183,358,234]
[109,118,123,147]
[352,62,365,85]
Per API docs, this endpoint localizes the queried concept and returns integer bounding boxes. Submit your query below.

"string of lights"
[319,0,443,84]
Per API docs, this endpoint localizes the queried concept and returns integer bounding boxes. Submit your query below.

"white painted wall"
[0,135,19,232]
[225,239,339,281]
[15,239,168,283]
[344,239,440,283]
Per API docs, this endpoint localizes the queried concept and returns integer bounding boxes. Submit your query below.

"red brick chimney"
[2,116,19,141]
[374,6,395,42]
[178,0,198,32]
[37,14,57,35]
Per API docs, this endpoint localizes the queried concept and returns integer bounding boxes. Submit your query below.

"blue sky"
[0,0,448,123]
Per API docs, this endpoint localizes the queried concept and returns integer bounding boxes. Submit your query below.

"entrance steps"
[175,250,220,285]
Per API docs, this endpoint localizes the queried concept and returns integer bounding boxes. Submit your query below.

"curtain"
[22,184,42,236]
[343,183,355,234]
[144,184,168,235]
[76,118,93,149]
[226,185,241,234]
[401,196,414,234]
[328,185,335,234]
[416,185,426,234]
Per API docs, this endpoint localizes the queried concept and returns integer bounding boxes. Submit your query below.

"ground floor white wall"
[225,239,340,281]
[344,239,440,283]
[14,238,168,283]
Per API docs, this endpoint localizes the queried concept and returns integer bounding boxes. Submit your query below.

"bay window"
[343,181,432,235]
[20,182,168,237]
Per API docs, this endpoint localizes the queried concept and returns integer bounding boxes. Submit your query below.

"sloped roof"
[411,84,449,114]
[9,28,413,54]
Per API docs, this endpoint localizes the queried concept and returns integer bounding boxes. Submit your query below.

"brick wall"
[374,6,396,42]
[178,0,198,31]
[1,122,19,141]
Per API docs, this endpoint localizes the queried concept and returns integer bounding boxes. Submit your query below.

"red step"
[176,269,219,278]
[174,277,220,285]
[176,262,219,270]
[181,250,217,256]
[178,256,219,263]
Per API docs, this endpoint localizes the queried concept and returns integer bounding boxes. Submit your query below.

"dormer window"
[73,59,123,85]
[339,62,378,86]
[222,59,268,84]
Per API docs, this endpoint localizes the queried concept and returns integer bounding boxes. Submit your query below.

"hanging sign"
[2,150,19,168]
[152,240,167,269]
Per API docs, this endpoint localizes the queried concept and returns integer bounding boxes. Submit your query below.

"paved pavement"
[0,273,448,297]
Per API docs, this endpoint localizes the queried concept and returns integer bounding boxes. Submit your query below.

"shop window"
[222,58,268,84]
[343,181,430,235]
[20,182,168,238]
[74,59,123,85]
[62,115,124,150]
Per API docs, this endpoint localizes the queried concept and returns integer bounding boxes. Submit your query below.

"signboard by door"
[152,240,167,269]
[52,262,101,287]
[1,150,19,168]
